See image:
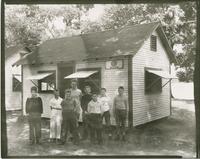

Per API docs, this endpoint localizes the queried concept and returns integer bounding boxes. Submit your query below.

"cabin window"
[150,35,157,51]
[12,74,22,92]
[145,71,162,94]
[77,68,101,93]
[38,70,56,93]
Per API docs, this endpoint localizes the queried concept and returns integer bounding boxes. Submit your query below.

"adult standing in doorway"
[49,89,63,143]
[70,79,83,123]
[70,79,83,140]
[81,85,92,140]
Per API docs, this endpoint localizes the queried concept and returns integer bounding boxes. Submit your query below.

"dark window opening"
[150,35,157,51]
[77,68,101,94]
[38,71,56,93]
[145,71,162,94]
[12,74,22,92]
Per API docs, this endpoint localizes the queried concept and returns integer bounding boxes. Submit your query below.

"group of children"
[25,79,128,145]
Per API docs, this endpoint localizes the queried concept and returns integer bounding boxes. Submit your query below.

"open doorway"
[57,65,74,98]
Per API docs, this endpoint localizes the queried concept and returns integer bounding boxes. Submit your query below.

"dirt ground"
[6,99,196,157]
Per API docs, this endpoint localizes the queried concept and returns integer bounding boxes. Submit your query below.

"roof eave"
[84,54,132,62]
[156,25,177,64]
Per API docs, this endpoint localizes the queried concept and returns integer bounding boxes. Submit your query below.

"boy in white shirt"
[98,88,112,138]
[49,89,63,143]
[87,93,103,144]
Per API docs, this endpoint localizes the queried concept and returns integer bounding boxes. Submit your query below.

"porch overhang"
[64,71,98,79]
[146,69,177,79]
[26,73,53,80]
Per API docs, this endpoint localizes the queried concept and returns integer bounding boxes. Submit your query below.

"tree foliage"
[5,4,196,82]
[94,3,196,82]
[5,4,93,50]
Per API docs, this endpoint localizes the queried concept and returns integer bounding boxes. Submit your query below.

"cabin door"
[58,66,74,98]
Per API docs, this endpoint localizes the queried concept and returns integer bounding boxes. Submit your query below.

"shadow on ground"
[6,99,195,157]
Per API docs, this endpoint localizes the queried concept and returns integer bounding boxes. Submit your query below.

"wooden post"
[194,0,200,157]
[128,56,133,127]
[21,65,24,116]
[1,3,7,157]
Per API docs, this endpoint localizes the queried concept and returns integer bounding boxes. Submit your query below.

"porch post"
[194,0,200,157]
[128,56,133,127]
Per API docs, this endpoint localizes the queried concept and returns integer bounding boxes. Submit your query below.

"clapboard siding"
[5,53,22,111]
[132,30,171,126]
[76,59,129,125]
[23,64,57,118]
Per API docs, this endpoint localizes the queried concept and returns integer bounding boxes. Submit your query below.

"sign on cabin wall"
[105,60,124,69]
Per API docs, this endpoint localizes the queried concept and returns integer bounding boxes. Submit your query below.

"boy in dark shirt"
[81,85,92,140]
[60,89,80,145]
[25,86,43,145]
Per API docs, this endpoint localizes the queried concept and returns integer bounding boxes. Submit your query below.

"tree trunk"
[194,0,200,158]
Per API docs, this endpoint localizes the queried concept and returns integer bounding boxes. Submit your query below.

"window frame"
[37,70,56,93]
[12,74,22,92]
[76,67,101,93]
[150,35,157,52]
[144,68,162,94]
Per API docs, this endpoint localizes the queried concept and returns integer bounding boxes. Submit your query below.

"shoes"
[56,139,61,143]
[98,140,103,145]
[29,140,34,145]
[36,139,42,145]
[74,141,80,146]
[121,135,126,141]
[114,135,120,141]
[81,137,87,141]
[49,138,55,143]
[58,141,65,145]
[108,133,112,139]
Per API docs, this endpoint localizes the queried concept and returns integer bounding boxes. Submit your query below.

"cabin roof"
[5,45,31,60]
[82,22,159,59]
[13,22,176,66]
[5,45,23,59]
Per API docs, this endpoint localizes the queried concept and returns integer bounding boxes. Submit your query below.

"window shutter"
[150,35,157,51]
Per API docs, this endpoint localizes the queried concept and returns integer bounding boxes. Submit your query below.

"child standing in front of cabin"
[98,88,112,138]
[113,86,128,141]
[87,93,103,145]
[49,89,63,144]
[25,86,43,145]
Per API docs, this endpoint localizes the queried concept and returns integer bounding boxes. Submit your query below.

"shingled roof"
[5,45,24,59]
[13,22,176,66]
[82,22,159,59]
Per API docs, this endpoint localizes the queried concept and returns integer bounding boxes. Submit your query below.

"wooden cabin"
[14,22,177,126]
[5,46,29,111]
